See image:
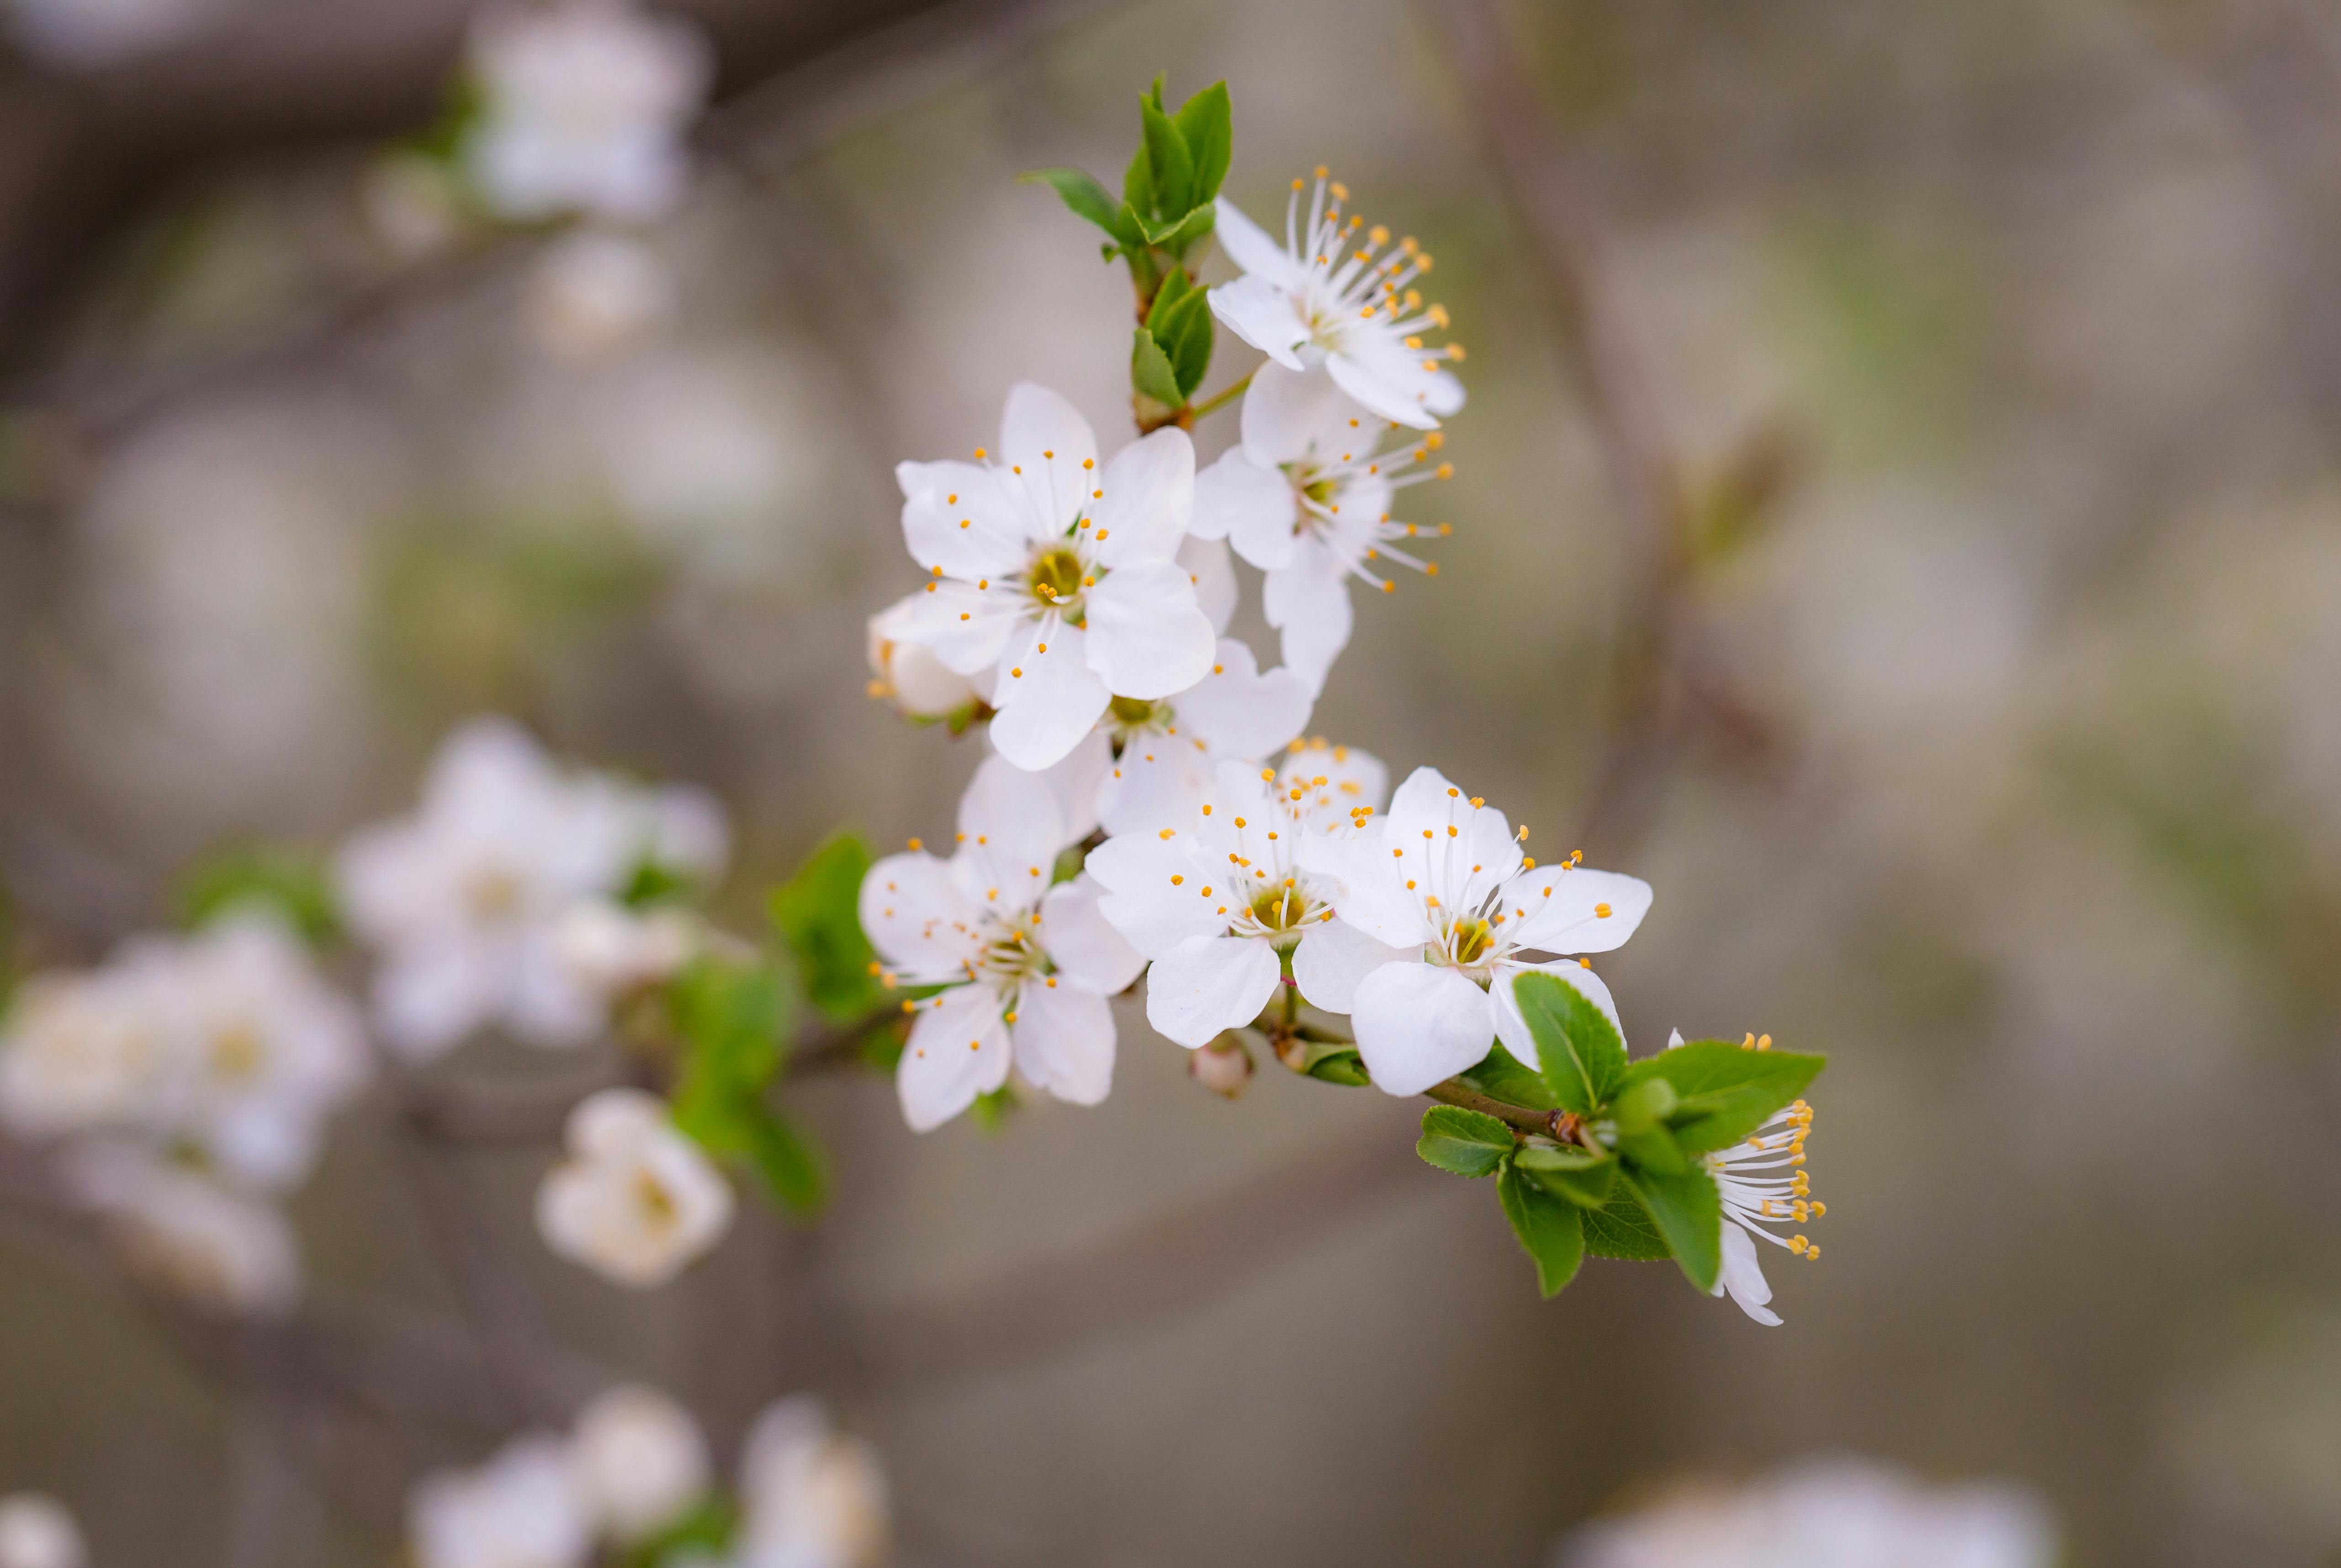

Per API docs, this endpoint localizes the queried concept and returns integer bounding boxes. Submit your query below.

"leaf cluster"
[1414,974,1824,1301]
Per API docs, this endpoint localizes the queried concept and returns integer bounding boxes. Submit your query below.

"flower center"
[1108,696,1160,728]
[1248,885,1304,933]
[634,1169,679,1226]
[1027,545,1086,609]
[209,1025,266,1081]
[465,866,524,920]
[1300,474,1339,507]
[1449,917,1494,966]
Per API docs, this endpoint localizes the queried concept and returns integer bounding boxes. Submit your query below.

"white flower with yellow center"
[1698,1047,1823,1327]
[885,384,1218,771]
[1208,169,1466,429]
[408,1435,590,1568]
[858,756,1144,1131]
[1192,362,1453,688]
[0,966,169,1140]
[1311,767,1651,1096]
[736,1397,890,1568]
[535,1088,733,1288]
[1086,742,1387,1046]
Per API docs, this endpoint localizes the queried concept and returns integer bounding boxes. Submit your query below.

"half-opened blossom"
[1704,1067,1822,1327]
[409,1436,590,1568]
[536,1088,733,1287]
[67,1146,301,1317]
[859,756,1143,1130]
[570,1384,709,1544]
[885,384,1217,770]
[1208,170,1465,429]
[462,0,711,223]
[1087,743,1387,1047]
[338,718,727,1059]
[1192,362,1451,688]
[737,1397,890,1568]
[1311,767,1651,1096]
[0,1494,85,1568]
[867,594,985,720]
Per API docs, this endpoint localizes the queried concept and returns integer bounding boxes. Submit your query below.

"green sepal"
[1131,326,1183,407]
[1579,1187,1671,1261]
[970,1084,1018,1133]
[1618,1040,1825,1154]
[1416,1106,1515,1177]
[1624,1165,1725,1292]
[1139,94,1194,219]
[1020,167,1144,250]
[173,845,340,946]
[1301,1046,1371,1086]
[1513,1144,1616,1208]
[768,832,883,1023]
[1497,1162,1586,1297]
[1513,971,1627,1116]
[1170,81,1232,206]
[1456,1041,1560,1112]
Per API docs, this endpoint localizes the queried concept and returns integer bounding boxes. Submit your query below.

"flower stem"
[1187,369,1255,422]
[1423,1080,1561,1136]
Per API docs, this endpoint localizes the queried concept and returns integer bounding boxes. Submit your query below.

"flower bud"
[1189,1037,1255,1099]
[867,599,980,718]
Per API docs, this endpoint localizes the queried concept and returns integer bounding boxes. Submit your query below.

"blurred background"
[4,0,2341,1563]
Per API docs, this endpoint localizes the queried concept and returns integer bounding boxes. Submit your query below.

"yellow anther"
[906,837,923,850]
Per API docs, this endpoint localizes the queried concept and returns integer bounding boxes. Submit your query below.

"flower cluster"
[409,1383,887,1568]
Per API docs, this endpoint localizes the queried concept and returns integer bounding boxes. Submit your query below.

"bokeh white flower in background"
[337,718,727,1060]
[66,1146,301,1316]
[737,1396,890,1568]
[461,0,712,224]
[524,230,678,359]
[535,1088,733,1286]
[2,0,219,68]
[551,899,705,1003]
[0,967,166,1141]
[409,1435,590,1568]
[1558,1457,2059,1568]
[570,1383,710,1543]
[0,1494,86,1568]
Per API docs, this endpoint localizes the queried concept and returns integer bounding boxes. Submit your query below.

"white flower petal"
[1262,542,1353,692]
[1489,959,1622,1074]
[372,941,508,1061]
[1290,918,1412,1014]
[1176,639,1314,760]
[954,752,1070,910]
[1096,737,1215,840]
[1500,866,1653,956]
[859,850,983,984]
[1081,560,1217,701]
[1029,728,1111,843]
[998,383,1098,535]
[1210,196,1305,289]
[1090,426,1195,568]
[1085,834,1223,959]
[1192,449,1296,570]
[1038,875,1146,994]
[896,985,1010,1131]
[1239,359,1372,467]
[900,469,1027,579]
[988,617,1112,771]
[1716,1220,1782,1325]
[1011,980,1116,1106]
[882,579,1023,675]
[1145,934,1282,1047]
[1207,274,1310,369]
[1177,533,1237,636]
[1349,961,1495,1097]
[1326,336,1465,431]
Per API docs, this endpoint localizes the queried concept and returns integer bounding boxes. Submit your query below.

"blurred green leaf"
[1498,1163,1585,1297]
[1579,1187,1670,1261]
[739,1107,827,1214]
[174,846,339,945]
[1457,1041,1560,1112]
[1513,1145,1616,1208]
[1139,95,1194,219]
[668,957,831,1215]
[1019,168,1143,250]
[970,1084,1018,1133]
[618,858,698,909]
[1515,972,1626,1116]
[618,1498,734,1568]
[1620,1041,1824,1154]
[1171,82,1232,206]
[1132,327,1183,408]
[1417,1106,1514,1176]
[769,832,883,1023]
[1625,1166,1724,1292]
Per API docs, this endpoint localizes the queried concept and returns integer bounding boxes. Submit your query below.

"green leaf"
[1416,1106,1515,1177]
[1145,264,1192,324]
[1171,81,1231,205]
[1020,168,1142,248]
[1620,1040,1826,1154]
[173,846,339,945]
[1456,1041,1560,1112]
[1302,1046,1371,1086]
[1497,1164,1586,1297]
[1513,1145,1616,1208]
[1625,1166,1725,1292]
[1131,326,1183,407]
[669,957,792,1093]
[769,832,883,1023]
[1144,202,1217,258]
[1122,143,1156,221]
[1579,1187,1672,1261]
[1139,95,1194,219]
[1160,289,1215,398]
[970,1084,1018,1133]
[617,1497,735,1568]
[741,1107,827,1214]
[1513,971,1627,1116]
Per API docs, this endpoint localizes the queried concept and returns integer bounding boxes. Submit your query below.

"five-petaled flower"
[1310,767,1652,1096]
[536,1088,734,1287]
[859,755,1144,1130]
[885,384,1218,770]
[1208,170,1466,429]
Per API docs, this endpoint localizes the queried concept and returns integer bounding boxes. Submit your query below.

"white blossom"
[1087,742,1388,1047]
[0,966,168,1140]
[410,1436,591,1568]
[866,594,985,720]
[1207,170,1465,429]
[67,1146,300,1316]
[337,718,727,1060]
[859,755,1144,1130]
[524,230,678,359]
[0,1495,85,1568]
[570,1383,710,1543]
[1560,1457,2059,1568]
[1702,1077,1822,1327]
[535,1088,733,1287]
[884,384,1218,771]
[462,0,711,224]
[736,1397,889,1568]
[1192,362,1452,688]
[1310,767,1651,1096]
[3,0,217,69]
[551,900,705,1001]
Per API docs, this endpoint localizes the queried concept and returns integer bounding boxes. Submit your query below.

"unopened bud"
[867,600,980,718]
[1189,1038,1255,1099]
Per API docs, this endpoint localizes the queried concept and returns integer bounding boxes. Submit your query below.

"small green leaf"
[1417,1106,1515,1177]
[669,957,793,1092]
[1145,203,1217,258]
[1144,265,1192,326]
[1457,1041,1560,1112]
[1615,1078,1690,1175]
[1620,1040,1826,1154]
[1139,95,1194,218]
[1164,291,1215,398]
[1514,971,1627,1116]
[617,1496,735,1568]
[769,832,883,1022]
[1131,326,1183,407]
[174,846,339,945]
[1171,81,1231,205]
[1497,1164,1586,1297]
[1122,143,1156,221]
[1513,1145,1617,1208]
[1625,1166,1725,1292]
[1579,1187,1672,1261]
[1303,1047,1371,1086]
[1020,168,1142,248]
[970,1084,1018,1133]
